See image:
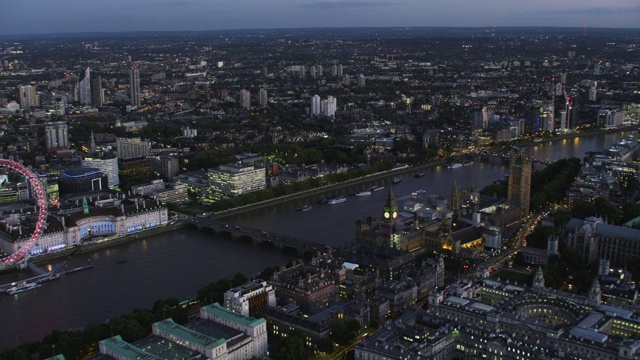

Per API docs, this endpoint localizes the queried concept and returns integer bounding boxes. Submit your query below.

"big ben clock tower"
[380,189,399,247]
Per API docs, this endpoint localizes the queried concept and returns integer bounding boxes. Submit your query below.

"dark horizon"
[2,25,640,40]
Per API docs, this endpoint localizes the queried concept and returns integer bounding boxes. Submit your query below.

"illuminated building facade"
[356,276,640,360]
[206,164,266,200]
[81,152,119,188]
[58,167,109,195]
[224,279,277,316]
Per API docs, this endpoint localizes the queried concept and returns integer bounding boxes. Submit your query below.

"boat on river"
[295,205,312,212]
[327,196,347,205]
[6,282,41,295]
[392,177,401,184]
[355,191,372,197]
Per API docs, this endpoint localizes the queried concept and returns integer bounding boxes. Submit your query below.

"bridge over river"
[183,217,330,254]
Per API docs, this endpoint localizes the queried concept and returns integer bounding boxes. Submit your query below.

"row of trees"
[205,159,396,213]
[0,265,279,360]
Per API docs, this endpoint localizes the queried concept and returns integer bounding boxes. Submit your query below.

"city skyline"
[1,0,638,35]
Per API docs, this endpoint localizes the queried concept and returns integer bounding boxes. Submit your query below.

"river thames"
[0,130,634,349]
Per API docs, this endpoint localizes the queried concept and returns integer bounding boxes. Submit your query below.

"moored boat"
[295,205,312,212]
[392,177,401,184]
[6,282,41,295]
[355,191,372,197]
[327,196,347,205]
[448,163,463,169]
[414,171,425,178]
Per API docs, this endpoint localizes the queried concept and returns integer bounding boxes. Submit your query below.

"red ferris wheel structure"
[0,158,48,269]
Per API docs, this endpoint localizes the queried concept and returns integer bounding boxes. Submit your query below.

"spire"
[588,278,602,305]
[382,187,398,223]
[451,177,460,215]
[90,131,96,153]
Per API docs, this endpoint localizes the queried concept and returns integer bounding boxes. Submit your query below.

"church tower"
[507,150,532,218]
[588,278,602,305]
[379,189,399,248]
[450,177,460,217]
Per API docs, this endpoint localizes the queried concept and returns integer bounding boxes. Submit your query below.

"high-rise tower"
[258,89,268,107]
[17,85,38,109]
[130,65,141,108]
[507,151,532,218]
[240,89,251,109]
[450,178,460,217]
[379,189,399,248]
[79,67,92,105]
[91,76,103,107]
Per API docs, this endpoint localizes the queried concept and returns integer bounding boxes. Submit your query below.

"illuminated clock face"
[384,212,390,219]
[392,211,398,219]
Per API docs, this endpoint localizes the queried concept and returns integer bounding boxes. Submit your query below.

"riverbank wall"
[30,222,189,265]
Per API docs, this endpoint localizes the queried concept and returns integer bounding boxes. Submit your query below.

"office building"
[79,67,92,105]
[239,89,250,109]
[81,152,119,188]
[130,65,141,108]
[356,276,640,360]
[357,74,366,86]
[91,75,103,107]
[258,89,268,107]
[118,158,152,184]
[268,261,338,313]
[206,163,266,200]
[45,122,69,153]
[116,137,149,160]
[322,96,337,117]
[97,302,268,360]
[343,74,351,86]
[310,94,321,115]
[598,110,625,129]
[559,110,568,132]
[17,85,38,109]
[58,168,109,195]
[224,279,277,316]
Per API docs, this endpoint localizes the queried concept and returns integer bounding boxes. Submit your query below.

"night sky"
[1,0,638,35]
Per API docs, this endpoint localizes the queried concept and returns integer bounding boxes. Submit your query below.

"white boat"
[295,205,312,212]
[327,196,347,205]
[448,163,463,169]
[355,191,372,197]
[370,186,385,192]
[462,160,474,166]
[7,282,41,295]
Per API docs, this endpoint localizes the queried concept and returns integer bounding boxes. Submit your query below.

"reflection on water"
[0,131,632,350]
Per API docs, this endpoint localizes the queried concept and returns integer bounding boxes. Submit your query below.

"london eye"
[0,159,48,269]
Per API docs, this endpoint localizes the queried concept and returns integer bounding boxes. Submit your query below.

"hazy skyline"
[1,0,638,35]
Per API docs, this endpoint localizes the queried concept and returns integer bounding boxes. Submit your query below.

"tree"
[621,202,640,224]
[274,331,310,360]
[594,197,621,224]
